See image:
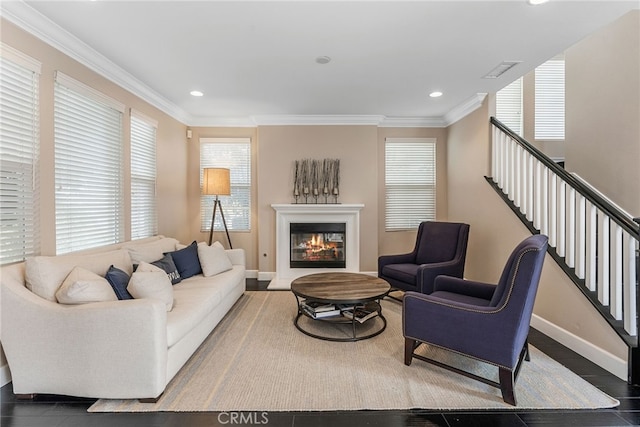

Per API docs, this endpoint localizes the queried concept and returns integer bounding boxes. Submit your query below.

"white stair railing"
[490,117,639,338]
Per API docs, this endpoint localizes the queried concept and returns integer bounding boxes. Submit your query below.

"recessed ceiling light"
[429,91,443,98]
[315,56,331,65]
[190,90,204,97]
[528,0,549,5]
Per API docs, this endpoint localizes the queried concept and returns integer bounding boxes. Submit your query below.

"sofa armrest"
[226,248,245,266]
[2,280,168,399]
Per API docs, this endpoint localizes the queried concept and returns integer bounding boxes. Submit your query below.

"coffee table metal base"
[293,299,387,342]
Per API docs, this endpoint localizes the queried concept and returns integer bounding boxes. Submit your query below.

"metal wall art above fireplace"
[290,222,346,268]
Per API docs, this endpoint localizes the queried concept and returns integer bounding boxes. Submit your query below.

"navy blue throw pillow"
[105,265,133,300]
[166,241,202,280]
[152,254,182,285]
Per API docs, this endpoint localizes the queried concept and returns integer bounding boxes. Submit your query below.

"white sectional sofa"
[0,236,245,400]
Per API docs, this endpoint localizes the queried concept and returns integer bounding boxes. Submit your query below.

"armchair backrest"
[489,234,549,308]
[414,221,470,265]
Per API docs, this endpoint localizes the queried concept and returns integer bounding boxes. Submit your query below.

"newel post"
[629,217,640,385]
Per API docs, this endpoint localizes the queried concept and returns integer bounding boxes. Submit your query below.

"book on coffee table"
[342,306,378,323]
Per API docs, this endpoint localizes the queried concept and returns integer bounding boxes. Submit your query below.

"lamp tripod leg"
[208,199,219,246]
[218,202,233,249]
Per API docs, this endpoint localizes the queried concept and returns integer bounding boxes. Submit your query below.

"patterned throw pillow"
[150,254,182,285]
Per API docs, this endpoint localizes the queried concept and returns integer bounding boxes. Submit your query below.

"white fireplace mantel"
[269,203,364,289]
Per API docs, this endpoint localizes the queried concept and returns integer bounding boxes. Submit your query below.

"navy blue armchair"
[378,221,470,296]
[403,234,548,405]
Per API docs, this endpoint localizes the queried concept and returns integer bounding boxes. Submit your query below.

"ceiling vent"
[483,61,522,79]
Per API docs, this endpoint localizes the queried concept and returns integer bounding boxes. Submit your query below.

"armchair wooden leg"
[499,367,516,406]
[404,338,416,366]
[524,340,531,362]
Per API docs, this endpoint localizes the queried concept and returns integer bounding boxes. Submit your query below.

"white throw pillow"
[56,266,118,305]
[124,237,179,264]
[26,249,132,302]
[197,242,233,277]
[135,261,165,273]
[127,271,174,311]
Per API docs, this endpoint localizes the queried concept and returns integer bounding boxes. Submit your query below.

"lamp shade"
[202,168,231,196]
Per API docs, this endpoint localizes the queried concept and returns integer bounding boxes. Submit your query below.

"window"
[0,46,41,264]
[130,110,157,240]
[496,77,523,136]
[54,72,125,254]
[535,55,565,140]
[385,138,436,230]
[200,138,251,232]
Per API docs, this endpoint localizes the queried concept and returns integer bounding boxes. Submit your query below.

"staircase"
[486,117,640,384]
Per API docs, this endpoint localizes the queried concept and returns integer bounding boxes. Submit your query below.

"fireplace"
[290,222,346,268]
[270,203,364,289]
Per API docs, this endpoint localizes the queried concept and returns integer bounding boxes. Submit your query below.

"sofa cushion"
[150,254,182,285]
[25,249,133,302]
[56,266,118,305]
[124,237,179,264]
[166,286,224,347]
[167,241,202,279]
[197,242,232,277]
[105,265,133,300]
[127,271,174,311]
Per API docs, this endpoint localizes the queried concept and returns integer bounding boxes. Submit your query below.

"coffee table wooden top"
[291,272,391,304]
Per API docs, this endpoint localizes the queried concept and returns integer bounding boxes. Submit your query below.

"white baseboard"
[245,269,258,279]
[1,363,11,387]
[258,271,275,281]
[531,314,627,381]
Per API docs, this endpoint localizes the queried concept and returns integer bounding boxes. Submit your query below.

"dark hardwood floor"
[2,279,639,426]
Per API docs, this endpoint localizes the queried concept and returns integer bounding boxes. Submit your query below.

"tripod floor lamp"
[203,167,232,248]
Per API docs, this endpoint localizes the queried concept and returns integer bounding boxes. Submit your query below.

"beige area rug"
[89,291,619,412]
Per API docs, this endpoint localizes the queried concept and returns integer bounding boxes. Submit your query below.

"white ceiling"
[3,0,639,126]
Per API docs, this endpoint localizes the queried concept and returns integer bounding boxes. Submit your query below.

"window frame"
[384,137,437,231]
[535,55,565,140]
[54,71,125,254]
[199,137,252,233]
[0,45,41,264]
[130,109,158,240]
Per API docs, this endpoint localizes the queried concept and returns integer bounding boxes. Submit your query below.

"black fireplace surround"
[290,222,346,268]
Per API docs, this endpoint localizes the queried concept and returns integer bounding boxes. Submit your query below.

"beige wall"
[255,125,380,273]
[564,10,640,215]
[251,125,449,275]
[447,96,627,362]
[1,19,190,249]
[376,127,448,257]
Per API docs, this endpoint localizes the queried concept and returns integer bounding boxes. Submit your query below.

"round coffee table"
[291,272,391,342]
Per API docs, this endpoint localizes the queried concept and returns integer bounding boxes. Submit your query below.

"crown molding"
[252,115,385,126]
[189,115,447,128]
[379,116,446,128]
[443,93,488,126]
[0,1,191,124]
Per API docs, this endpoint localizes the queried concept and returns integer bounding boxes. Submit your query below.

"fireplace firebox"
[290,222,346,268]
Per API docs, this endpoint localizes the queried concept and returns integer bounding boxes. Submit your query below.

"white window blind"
[130,110,157,240]
[200,138,251,232]
[54,72,125,254]
[496,77,523,136]
[535,55,565,140]
[0,46,41,264]
[385,138,436,231]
